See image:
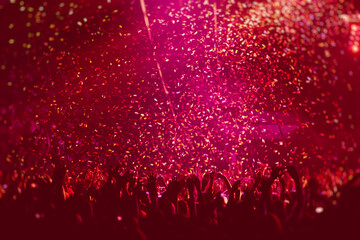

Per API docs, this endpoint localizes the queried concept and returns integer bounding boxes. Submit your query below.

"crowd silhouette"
[0,161,359,240]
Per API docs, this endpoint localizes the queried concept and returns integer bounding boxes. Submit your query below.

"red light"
[352,44,359,53]
[351,24,358,32]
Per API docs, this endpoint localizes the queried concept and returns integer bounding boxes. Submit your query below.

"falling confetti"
[0,0,359,177]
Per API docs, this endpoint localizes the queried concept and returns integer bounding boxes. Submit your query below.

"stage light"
[351,44,359,53]
[315,206,324,214]
[351,24,358,32]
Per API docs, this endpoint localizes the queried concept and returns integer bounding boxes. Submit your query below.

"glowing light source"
[315,207,324,214]
[351,44,359,53]
[351,24,358,32]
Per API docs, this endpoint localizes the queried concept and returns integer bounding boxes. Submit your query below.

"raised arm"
[217,172,232,191]
[286,165,304,222]
[262,165,283,214]
[186,175,197,217]
[146,172,158,211]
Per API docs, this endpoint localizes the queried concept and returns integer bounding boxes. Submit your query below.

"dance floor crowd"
[0,161,359,240]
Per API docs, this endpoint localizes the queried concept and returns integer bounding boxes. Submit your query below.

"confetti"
[0,0,359,178]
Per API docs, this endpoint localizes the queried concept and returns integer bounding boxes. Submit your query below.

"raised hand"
[146,172,157,194]
[253,171,263,189]
[193,174,201,190]
[231,179,242,191]
[285,165,304,221]
[286,165,299,182]
[186,175,196,196]
[270,165,283,181]
[146,172,158,211]
[53,162,66,184]
[228,179,242,204]
[217,172,232,190]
